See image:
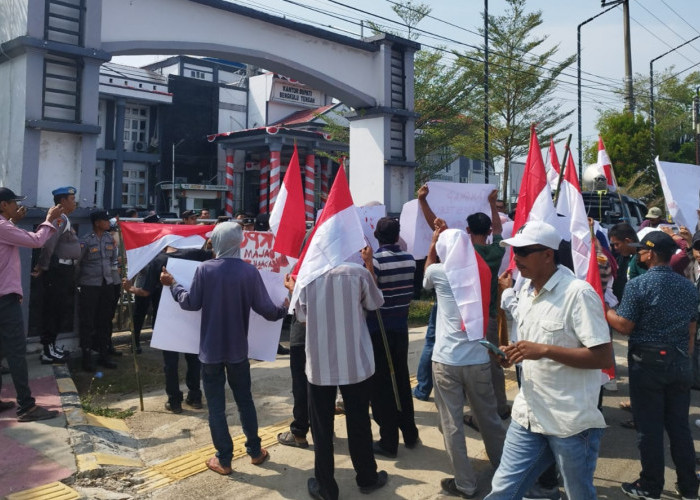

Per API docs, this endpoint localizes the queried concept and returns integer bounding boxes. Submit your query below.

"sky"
[113,0,700,165]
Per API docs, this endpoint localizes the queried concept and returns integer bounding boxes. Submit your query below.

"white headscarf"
[211,221,243,259]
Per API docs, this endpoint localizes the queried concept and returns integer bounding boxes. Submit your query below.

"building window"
[122,166,147,207]
[189,70,206,79]
[124,105,149,149]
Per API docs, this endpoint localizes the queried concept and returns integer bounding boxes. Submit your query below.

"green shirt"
[627,254,647,281]
[474,234,505,318]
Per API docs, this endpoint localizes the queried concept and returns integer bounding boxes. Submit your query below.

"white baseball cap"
[500,220,561,250]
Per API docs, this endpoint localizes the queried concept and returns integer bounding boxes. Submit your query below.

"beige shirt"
[503,266,609,437]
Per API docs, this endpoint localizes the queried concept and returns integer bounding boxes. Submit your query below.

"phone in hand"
[479,339,508,359]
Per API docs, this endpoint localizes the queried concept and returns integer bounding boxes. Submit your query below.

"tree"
[366,0,430,41]
[456,0,576,199]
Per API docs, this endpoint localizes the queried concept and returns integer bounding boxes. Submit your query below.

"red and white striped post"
[268,150,281,213]
[304,154,315,221]
[259,158,269,214]
[321,157,331,199]
[225,151,234,217]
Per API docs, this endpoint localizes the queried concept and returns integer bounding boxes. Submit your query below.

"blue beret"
[52,186,77,196]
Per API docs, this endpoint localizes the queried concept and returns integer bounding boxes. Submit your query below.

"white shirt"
[297,263,384,386]
[501,266,609,437]
[423,263,489,367]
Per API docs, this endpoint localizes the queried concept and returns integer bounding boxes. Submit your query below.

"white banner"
[399,182,495,259]
[656,158,700,229]
[151,258,287,362]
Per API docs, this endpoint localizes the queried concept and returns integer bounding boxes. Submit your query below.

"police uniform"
[77,211,118,371]
[36,186,79,364]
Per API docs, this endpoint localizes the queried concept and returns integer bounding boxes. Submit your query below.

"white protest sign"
[357,205,387,250]
[400,182,495,259]
[151,258,287,361]
[656,158,700,229]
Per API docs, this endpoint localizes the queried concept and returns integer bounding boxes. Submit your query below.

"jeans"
[486,421,603,500]
[629,347,698,497]
[0,294,35,413]
[413,303,436,399]
[162,350,201,404]
[201,360,261,467]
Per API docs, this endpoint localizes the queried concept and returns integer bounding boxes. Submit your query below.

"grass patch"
[80,376,135,419]
[408,299,434,327]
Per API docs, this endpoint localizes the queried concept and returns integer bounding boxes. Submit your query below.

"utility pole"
[622,0,634,113]
[483,0,490,185]
[695,87,700,165]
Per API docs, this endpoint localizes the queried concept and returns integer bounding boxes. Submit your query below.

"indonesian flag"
[269,143,306,257]
[597,136,618,192]
[289,162,365,308]
[436,229,491,340]
[545,137,561,191]
[120,222,213,279]
[557,150,591,280]
[585,236,616,381]
[509,125,558,269]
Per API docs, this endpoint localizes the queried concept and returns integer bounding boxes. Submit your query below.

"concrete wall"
[0,55,27,191]
[37,131,84,207]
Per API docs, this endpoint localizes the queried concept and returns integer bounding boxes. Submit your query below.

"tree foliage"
[456,0,575,198]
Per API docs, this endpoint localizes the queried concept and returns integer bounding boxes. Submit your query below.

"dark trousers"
[0,294,34,412]
[414,303,437,399]
[308,379,378,500]
[163,350,202,404]
[78,284,114,353]
[131,295,151,345]
[369,327,418,453]
[629,347,698,497]
[289,345,310,437]
[40,264,75,346]
[201,360,261,467]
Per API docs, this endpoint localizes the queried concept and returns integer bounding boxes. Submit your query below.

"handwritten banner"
[240,231,296,274]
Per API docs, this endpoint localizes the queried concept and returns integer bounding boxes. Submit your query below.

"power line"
[660,0,700,37]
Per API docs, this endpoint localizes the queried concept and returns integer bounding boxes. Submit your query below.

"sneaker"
[51,343,68,356]
[373,441,397,459]
[523,483,562,500]
[185,398,203,409]
[440,477,477,498]
[621,481,660,500]
[41,345,67,364]
[675,482,699,500]
[359,470,388,494]
[48,343,68,359]
[165,401,183,414]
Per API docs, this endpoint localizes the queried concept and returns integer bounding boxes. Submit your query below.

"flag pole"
[552,134,572,207]
[375,309,402,412]
[117,226,145,411]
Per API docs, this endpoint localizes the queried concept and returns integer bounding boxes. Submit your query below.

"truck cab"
[581,191,647,229]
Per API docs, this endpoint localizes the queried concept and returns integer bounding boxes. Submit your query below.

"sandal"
[619,401,632,412]
[205,456,232,475]
[277,431,309,448]
[0,400,15,412]
[17,405,58,422]
[251,448,270,466]
[463,414,480,433]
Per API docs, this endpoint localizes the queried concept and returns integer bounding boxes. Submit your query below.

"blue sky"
[114,0,700,162]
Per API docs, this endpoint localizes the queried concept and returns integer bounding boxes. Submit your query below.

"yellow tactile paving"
[55,377,77,395]
[85,413,130,432]
[6,481,80,500]
[93,452,143,467]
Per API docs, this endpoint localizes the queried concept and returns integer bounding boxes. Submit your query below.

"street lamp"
[577,3,618,179]
[171,139,185,213]
[649,35,700,160]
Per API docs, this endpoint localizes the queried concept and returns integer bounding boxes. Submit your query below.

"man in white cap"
[640,206,663,229]
[485,221,612,500]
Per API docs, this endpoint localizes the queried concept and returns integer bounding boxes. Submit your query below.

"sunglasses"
[512,246,549,257]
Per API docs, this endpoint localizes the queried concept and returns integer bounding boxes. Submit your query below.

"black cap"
[143,214,161,223]
[90,210,111,223]
[0,187,26,203]
[374,217,400,243]
[629,231,677,254]
[181,210,197,219]
[255,213,270,231]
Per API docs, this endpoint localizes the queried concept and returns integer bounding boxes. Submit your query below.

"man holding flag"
[487,221,612,500]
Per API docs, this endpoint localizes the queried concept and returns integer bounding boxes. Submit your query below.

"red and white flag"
[557,150,592,280]
[585,236,616,381]
[120,222,214,279]
[545,137,561,191]
[269,143,307,258]
[436,229,491,340]
[509,125,558,269]
[597,136,618,192]
[289,162,365,307]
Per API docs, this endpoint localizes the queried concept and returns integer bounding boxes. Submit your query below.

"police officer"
[32,186,80,364]
[78,210,118,371]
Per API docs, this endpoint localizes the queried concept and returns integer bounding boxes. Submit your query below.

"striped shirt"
[296,263,384,386]
[367,244,416,332]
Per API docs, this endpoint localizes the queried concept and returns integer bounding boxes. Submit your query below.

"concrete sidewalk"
[4,328,700,499]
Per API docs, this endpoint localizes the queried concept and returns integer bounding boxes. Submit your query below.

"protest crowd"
[1,133,700,500]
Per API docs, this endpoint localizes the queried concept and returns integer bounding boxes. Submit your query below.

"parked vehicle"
[581,190,647,229]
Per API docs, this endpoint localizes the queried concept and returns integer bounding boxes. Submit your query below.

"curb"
[53,365,143,478]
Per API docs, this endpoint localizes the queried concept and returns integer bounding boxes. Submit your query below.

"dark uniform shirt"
[37,215,81,269]
[78,232,118,286]
[616,265,698,354]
